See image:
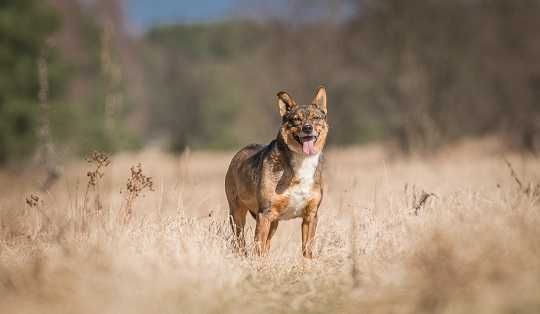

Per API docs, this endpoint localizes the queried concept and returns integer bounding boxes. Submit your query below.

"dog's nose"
[302,124,313,133]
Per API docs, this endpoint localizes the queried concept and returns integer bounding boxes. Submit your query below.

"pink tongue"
[302,139,316,155]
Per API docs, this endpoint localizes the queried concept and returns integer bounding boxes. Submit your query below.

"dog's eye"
[289,117,302,125]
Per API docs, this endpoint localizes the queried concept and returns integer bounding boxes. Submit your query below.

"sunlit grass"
[0,138,539,313]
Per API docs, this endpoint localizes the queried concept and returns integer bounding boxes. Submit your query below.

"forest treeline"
[1,0,539,164]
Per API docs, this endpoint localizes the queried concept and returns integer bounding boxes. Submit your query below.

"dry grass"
[0,138,539,314]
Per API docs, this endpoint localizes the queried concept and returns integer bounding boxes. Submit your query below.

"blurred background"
[2,0,540,167]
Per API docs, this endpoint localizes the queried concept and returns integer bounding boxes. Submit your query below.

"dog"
[225,86,328,258]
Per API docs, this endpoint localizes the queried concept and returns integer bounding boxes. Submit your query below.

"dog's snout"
[302,124,313,133]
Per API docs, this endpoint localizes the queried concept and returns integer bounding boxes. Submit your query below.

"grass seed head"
[85,151,111,187]
[126,163,154,196]
[25,194,40,208]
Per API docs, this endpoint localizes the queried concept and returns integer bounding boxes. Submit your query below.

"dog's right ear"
[277,91,297,117]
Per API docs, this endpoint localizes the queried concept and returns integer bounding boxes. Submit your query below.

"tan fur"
[225,87,329,257]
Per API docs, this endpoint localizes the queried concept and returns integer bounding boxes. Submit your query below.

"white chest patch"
[280,153,320,220]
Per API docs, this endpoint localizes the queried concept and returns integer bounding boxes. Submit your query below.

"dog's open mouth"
[294,135,318,155]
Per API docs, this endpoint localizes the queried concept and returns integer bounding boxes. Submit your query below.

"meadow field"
[0,138,539,314]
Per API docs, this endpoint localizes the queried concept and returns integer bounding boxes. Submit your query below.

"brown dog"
[225,87,328,258]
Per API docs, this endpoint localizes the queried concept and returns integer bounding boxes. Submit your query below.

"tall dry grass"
[0,138,539,313]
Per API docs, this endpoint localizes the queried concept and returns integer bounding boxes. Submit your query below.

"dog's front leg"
[254,211,276,256]
[302,213,318,258]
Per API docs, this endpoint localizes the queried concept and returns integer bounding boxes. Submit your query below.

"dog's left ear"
[312,86,327,114]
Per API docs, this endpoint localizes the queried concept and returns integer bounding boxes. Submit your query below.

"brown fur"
[225,87,328,257]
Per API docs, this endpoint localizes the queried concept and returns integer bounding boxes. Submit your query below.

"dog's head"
[277,86,328,156]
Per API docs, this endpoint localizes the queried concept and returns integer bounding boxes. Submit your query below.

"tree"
[0,0,60,164]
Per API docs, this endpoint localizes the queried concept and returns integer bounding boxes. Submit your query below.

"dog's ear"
[277,91,297,117]
[312,86,327,114]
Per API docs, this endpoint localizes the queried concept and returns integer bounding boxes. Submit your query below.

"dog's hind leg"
[229,203,248,255]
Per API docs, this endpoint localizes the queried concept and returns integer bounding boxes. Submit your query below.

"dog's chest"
[280,154,320,220]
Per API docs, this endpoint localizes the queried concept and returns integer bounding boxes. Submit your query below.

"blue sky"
[123,0,354,32]
[125,0,236,30]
